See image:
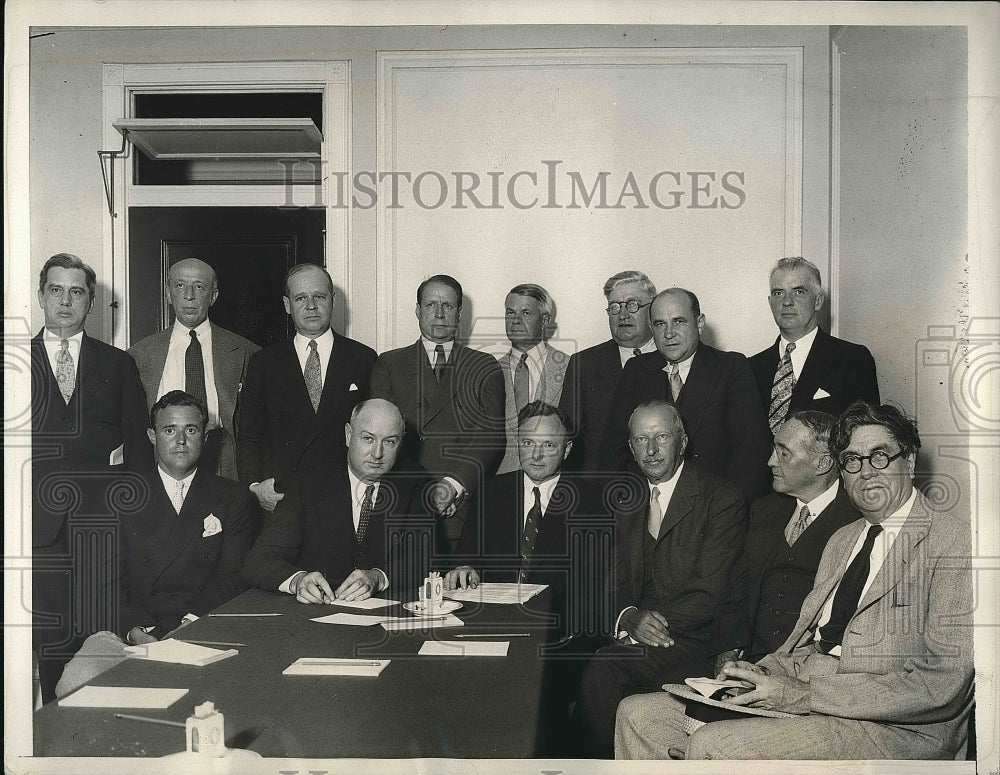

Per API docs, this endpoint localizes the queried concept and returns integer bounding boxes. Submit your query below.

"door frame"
[101,60,351,347]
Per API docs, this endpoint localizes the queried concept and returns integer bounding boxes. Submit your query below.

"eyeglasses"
[839,449,906,474]
[606,300,651,315]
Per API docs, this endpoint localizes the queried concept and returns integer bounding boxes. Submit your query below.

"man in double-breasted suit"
[559,271,657,473]
[616,402,974,761]
[601,288,771,500]
[575,400,747,758]
[236,264,377,515]
[243,399,433,600]
[369,275,506,546]
[129,258,260,481]
[748,257,879,435]
[118,391,256,642]
[31,253,150,701]
[497,284,569,473]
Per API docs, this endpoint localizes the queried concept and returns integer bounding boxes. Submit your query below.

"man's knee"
[686,721,735,760]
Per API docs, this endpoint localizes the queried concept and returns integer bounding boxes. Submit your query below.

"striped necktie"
[768,342,796,434]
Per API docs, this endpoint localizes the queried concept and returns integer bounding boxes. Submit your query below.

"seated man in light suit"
[575,399,747,758]
[243,399,432,602]
[130,257,260,480]
[749,257,879,436]
[497,284,569,473]
[616,402,974,761]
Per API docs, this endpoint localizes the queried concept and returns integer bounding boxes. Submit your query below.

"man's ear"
[562,439,573,461]
[344,423,352,448]
[816,453,835,476]
[283,296,291,316]
[814,290,826,311]
[147,427,156,446]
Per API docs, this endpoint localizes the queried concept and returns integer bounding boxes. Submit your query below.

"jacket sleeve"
[848,344,881,407]
[446,355,507,492]
[122,353,153,470]
[369,355,395,403]
[722,355,771,500]
[195,486,255,613]
[235,350,267,486]
[599,359,640,473]
[242,488,304,590]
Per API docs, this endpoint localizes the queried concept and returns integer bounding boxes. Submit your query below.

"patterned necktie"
[356,484,375,543]
[768,342,796,434]
[647,486,663,538]
[818,524,884,654]
[513,352,530,412]
[304,339,322,412]
[55,339,75,404]
[433,344,446,382]
[786,504,811,546]
[519,486,542,582]
[185,329,207,410]
[170,479,186,514]
[667,363,683,402]
[632,348,642,360]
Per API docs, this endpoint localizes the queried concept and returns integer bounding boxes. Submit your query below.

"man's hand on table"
[334,569,381,601]
[126,626,158,645]
[291,570,336,604]
[443,565,480,590]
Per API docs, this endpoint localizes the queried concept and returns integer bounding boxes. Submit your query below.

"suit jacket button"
[773,630,781,636]
[198,585,206,592]
[143,554,151,562]
[776,592,784,599]
[203,552,211,559]
[150,589,158,597]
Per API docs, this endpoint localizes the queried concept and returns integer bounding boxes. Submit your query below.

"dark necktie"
[818,524,884,654]
[356,484,375,543]
[768,342,796,434]
[513,352,530,412]
[185,329,207,410]
[632,348,642,359]
[304,339,322,412]
[433,344,446,382]
[519,486,542,582]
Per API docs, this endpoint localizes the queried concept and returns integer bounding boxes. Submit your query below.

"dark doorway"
[129,207,325,347]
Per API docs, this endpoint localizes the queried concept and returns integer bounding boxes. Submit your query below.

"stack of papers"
[124,639,238,666]
[380,613,464,632]
[59,686,189,708]
[418,640,508,657]
[444,582,547,605]
[283,657,390,676]
[684,677,754,698]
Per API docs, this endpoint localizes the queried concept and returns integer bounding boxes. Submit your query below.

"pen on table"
[208,612,283,617]
[298,659,383,666]
[453,633,530,638]
[115,713,185,728]
[177,639,248,647]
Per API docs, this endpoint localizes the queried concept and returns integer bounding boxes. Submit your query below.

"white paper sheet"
[283,657,390,676]
[124,639,237,666]
[58,686,188,708]
[418,640,509,657]
[310,612,389,626]
[329,597,399,610]
[443,582,547,605]
[381,613,464,631]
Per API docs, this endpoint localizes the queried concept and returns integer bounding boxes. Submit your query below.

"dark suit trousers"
[574,639,715,758]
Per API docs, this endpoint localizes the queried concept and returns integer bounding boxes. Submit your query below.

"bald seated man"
[243,398,434,601]
[130,257,260,481]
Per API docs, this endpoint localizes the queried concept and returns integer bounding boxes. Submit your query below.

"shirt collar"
[522,471,561,501]
[172,317,212,341]
[511,340,547,366]
[872,487,918,530]
[294,327,335,351]
[43,328,84,346]
[779,324,819,353]
[796,479,839,517]
[648,461,684,494]
[158,465,197,489]
[347,466,380,504]
[421,336,454,362]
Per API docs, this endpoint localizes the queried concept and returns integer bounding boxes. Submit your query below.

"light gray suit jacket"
[758,491,974,758]
[129,323,260,480]
[497,342,569,474]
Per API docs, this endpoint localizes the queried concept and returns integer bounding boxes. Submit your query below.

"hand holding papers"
[444,582,547,605]
[125,639,238,666]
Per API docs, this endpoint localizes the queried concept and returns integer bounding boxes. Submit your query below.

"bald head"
[345,399,406,482]
[167,258,218,328]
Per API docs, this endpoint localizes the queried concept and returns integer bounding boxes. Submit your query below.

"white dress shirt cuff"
[280,570,307,595]
[373,568,389,592]
[615,606,638,641]
[443,476,465,498]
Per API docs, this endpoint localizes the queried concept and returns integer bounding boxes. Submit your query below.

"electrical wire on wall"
[98,130,129,338]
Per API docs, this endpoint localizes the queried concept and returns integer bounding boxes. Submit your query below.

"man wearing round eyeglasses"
[615,401,974,761]
[749,257,880,436]
[559,271,658,472]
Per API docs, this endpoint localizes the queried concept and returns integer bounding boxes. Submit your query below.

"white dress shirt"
[42,328,83,376]
[157,466,197,513]
[522,472,560,526]
[292,328,335,387]
[507,341,548,400]
[813,487,917,656]
[777,325,819,381]
[787,480,840,542]
[157,319,221,427]
[617,338,656,368]
[662,350,697,385]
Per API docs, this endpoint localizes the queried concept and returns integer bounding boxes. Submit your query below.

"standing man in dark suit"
[236,264,377,515]
[497,284,569,473]
[575,400,747,758]
[749,257,879,435]
[601,288,771,499]
[718,410,860,667]
[119,391,255,644]
[129,258,260,481]
[369,274,506,547]
[559,270,657,473]
[243,399,431,601]
[30,253,149,701]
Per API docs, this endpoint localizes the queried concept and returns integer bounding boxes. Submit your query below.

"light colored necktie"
[519,486,542,582]
[768,342,796,434]
[304,339,322,412]
[647,486,663,538]
[170,479,186,514]
[786,503,811,545]
[667,363,683,401]
[356,484,375,543]
[513,352,530,412]
[55,339,76,404]
[433,344,446,382]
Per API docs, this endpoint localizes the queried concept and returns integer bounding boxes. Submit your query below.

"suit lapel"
[597,341,623,393]
[676,347,720,438]
[78,333,98,394]
[855,495,931,614]
[210,324,240,416]
[792,327,830,407]
[278,338,315,416]
[656,465,696,542]
[529,479,569,573]
[422,342,462,423]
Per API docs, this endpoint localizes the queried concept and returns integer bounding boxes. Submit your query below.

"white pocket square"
[349,383,359,391]
[202,515,223,538]
[813,387,832,399]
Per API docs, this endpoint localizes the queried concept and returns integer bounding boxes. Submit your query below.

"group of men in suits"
[30,250,974,763]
